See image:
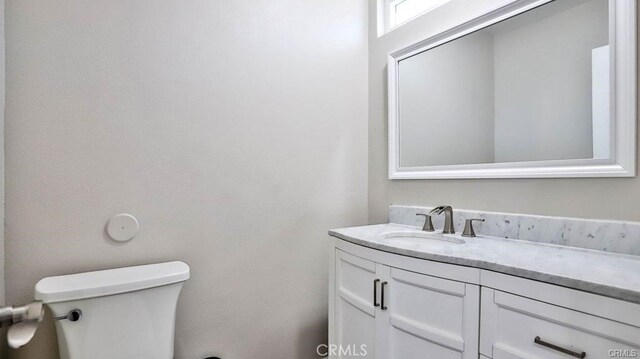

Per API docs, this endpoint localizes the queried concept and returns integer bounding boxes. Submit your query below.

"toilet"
[34,261,190,359]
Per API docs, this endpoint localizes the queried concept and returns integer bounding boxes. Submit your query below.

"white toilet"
[34,261,190,359]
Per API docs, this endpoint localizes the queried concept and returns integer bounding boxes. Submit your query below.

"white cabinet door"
[378,266,480,359]
[333,250,379,359]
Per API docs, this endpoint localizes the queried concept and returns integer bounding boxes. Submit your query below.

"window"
[380,0,451,35]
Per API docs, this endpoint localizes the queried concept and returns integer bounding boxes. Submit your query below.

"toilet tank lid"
[34,261,190,303]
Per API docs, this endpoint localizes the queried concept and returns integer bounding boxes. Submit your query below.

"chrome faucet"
[429,206,455,234]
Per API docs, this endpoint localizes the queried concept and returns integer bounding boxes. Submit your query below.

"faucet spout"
[429,206,455,234]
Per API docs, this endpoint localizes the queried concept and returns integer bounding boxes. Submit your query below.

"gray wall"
[368,0,640,223]
[5,1,368,358]
[399,31,495,167]
[493,0,608,162]
[1,0,6,356]
[0,0,4,309]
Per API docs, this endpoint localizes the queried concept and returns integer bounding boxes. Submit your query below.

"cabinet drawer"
[481,288,640,359]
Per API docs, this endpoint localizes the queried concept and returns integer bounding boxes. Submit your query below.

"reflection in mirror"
[398,0,609,168]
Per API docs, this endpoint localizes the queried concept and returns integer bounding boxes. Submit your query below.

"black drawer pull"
[534,336,586,358]
[381,281,388,311]
[373,279,380,307]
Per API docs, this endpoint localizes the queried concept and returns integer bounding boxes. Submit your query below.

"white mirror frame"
[388,0,636,179]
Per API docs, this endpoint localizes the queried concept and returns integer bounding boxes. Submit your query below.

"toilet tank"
[35,261,190,359]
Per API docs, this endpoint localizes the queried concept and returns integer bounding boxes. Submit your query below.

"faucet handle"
[416,214,435,232]
[462,219,485,237]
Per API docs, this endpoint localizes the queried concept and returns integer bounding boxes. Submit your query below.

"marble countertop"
[329,223,640,304]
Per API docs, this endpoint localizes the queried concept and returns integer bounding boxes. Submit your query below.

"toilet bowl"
[35,261,190,359]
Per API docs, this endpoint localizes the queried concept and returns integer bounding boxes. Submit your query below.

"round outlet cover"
[107,213,139,242]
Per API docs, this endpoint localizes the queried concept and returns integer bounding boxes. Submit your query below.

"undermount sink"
[381,231,466,245]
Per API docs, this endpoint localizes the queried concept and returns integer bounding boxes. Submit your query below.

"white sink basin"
[381,231,466,245]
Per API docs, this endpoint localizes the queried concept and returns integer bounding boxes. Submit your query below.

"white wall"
[493,0,608,162]
[5,1,368,358]
[369,0,640,223]
[399,31,495,167]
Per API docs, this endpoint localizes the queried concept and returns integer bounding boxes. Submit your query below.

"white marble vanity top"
[329,223,640,304]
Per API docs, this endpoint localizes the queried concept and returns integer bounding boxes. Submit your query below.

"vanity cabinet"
[329,238,640,359]
[332,246,480,359]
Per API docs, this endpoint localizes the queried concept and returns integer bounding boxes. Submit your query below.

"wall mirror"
[388,0,636,179]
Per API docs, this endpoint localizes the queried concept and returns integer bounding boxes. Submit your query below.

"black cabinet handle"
[534,336,586,358]
[381,282,388,311]
[373,279,380,307]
